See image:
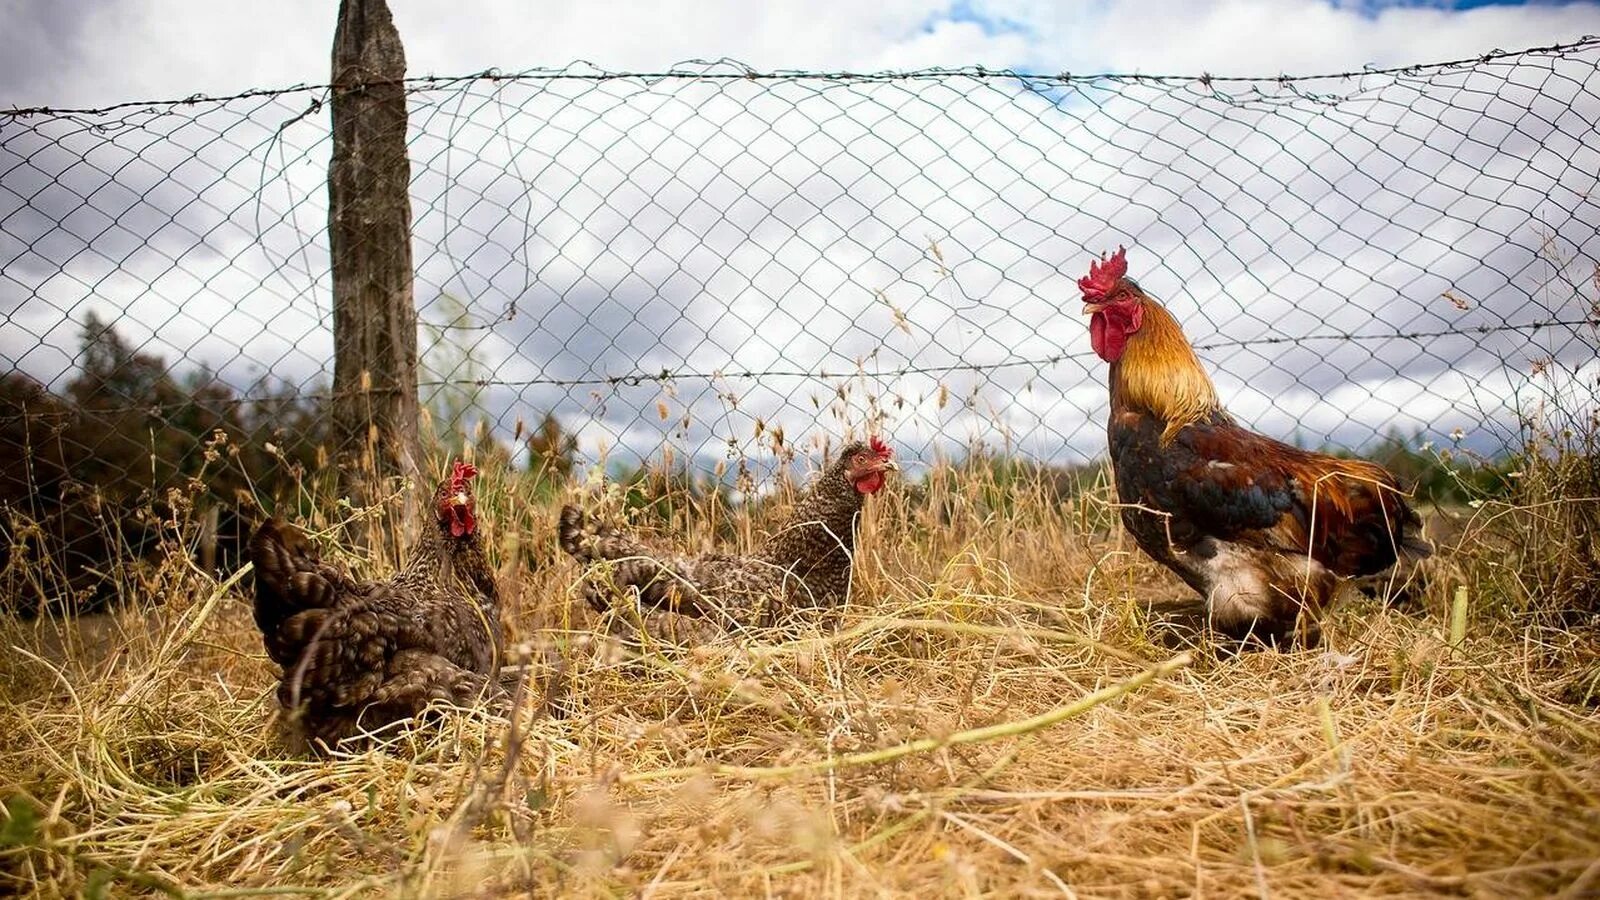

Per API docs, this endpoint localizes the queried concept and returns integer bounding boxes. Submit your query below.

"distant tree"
[241,375,337,503]
[0,317,350,613]
[70,312,181,410]
[420,293,492,442]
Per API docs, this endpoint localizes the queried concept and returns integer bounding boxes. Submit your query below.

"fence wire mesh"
[3,39,1599,595]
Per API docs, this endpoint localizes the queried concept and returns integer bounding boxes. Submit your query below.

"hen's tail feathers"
[248,519,347,666]
[558,504,652,564]
[559,504,710,618]
[556,505,589,560]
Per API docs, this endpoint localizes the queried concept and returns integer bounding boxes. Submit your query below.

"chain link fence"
[3,39,1599,600]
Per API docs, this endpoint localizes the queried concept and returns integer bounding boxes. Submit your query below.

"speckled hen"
[558,439,897,629]
[248,461,502,748]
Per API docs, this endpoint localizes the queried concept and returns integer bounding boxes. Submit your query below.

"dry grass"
[2,455,1599,899]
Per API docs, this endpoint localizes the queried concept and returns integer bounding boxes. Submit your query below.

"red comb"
[870,436,891,458]
[449,460,478,488]
[1079,246,1128,300]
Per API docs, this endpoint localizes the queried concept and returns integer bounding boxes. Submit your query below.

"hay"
[2,459,1598,898]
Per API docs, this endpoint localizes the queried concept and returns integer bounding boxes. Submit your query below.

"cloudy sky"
[3,0,1599,473]
[6,0,1600,104]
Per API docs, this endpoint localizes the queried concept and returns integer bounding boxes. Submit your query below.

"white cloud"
[3,1,1599,472]
[976,0,1600,75]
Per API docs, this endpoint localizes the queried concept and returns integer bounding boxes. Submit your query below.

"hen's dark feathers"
[249,519,363,667]
[247,513,502,750]
[559,503,654,565]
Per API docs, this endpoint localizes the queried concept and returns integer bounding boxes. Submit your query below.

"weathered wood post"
[327,0,421,554]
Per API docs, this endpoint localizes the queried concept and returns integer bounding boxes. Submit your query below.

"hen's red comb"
[1078,246,1128,300]
[870,436,891,458]
[449,460,479,489]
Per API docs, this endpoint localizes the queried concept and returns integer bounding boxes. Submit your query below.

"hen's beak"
[882,458,900,473]
[451,492,469,506]
[1082,300,1108,315]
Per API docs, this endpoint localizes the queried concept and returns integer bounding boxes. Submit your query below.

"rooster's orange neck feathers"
[1108,292,1221,440]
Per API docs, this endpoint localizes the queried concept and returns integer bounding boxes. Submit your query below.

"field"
[2,454,1598,898]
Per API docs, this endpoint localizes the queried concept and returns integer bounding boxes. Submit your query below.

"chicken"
[558,438,897,630]
[1078,247,1432,647]
[248,460,503,748]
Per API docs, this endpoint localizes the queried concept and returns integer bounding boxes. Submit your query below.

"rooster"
[558,438,897,630]
[1078,247,1432,647]
[248,460,503,748]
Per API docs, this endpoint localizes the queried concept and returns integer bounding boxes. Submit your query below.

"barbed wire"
[7,35,1597,118]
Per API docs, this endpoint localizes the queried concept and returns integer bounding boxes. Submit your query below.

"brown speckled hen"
[559,438,897,629]
[248,461,503,749]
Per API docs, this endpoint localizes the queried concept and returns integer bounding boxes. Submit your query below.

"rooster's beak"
[1082,301,1108,315]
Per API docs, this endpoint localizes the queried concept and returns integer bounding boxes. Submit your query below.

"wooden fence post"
[327,0,421,554]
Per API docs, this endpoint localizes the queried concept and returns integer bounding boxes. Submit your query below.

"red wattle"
[854,472,885,495]
[1090,311,1127,362]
